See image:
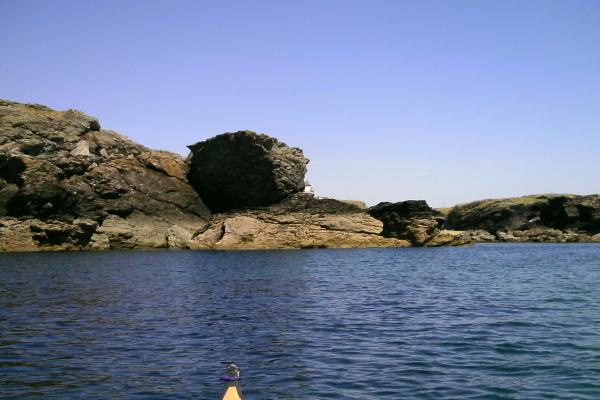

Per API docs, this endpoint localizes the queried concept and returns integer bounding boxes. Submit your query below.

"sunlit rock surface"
[188,194,411,249]
[0,100,211,251]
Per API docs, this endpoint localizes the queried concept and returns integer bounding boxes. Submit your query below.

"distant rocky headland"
[0,100,598,251]
[444,194,600,243]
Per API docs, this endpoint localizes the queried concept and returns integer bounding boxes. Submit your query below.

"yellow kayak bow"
[219,364,243,400]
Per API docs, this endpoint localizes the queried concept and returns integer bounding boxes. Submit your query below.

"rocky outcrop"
[0,99,483,252]
[188,194,412,249]
[0,218,101,251]
[445,194,600,242]
[368,200,473,246]
[445,195,551,233]
[450,230,497,243]
[187,131,309,213]
[0,100,211,251]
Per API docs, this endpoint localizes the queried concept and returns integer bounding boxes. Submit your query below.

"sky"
[1,0,599,207]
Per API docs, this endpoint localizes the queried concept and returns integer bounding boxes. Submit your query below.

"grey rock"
[166,225,193,249]
[88,233,111,250]
[71,141,91,156]
[453,230,496,242]
[95,212,175,249]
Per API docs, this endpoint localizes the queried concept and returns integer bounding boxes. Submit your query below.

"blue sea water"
[1,243,600,400]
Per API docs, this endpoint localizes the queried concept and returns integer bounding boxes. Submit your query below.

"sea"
[1,243,599,400]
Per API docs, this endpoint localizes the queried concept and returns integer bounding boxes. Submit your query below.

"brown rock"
[189,211,410,250]
[0,99,211,251]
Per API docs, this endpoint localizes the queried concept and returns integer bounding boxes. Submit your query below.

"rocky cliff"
[445,194,600,242]
[0,99,469,251]
[0,100,211,251]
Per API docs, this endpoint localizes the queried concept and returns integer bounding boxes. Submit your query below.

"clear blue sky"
[1,0,598,207]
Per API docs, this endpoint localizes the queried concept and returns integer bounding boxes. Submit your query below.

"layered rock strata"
[189,194,412,249]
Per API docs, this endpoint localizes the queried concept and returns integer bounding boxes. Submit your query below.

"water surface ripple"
[1,243,599,399]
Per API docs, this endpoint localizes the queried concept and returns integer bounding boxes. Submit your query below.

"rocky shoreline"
[1,100,598,251]
[444,194,600,243]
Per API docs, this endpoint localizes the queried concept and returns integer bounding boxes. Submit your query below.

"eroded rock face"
[0,217,99,252]
[187,131,309,213]
[367,200,472,247]
[188,194,412,250]
[0,100,211,251]
[540,195,600,233]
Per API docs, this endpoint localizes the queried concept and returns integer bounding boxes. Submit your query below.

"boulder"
[187,131,309,212]
[0,99,211,250]
[367,200,472,246]
[452,230,497,243]
[166,224,194,249]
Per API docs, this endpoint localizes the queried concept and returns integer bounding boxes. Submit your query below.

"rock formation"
[445,194,600,242]
[0,100,211,251]
[188,194,412,249]
[368,200,473,247]
[187,131,309,213]
[0,99,482,252]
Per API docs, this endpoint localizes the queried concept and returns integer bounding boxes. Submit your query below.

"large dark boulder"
[0,100,211,250]
[187,131,309,213]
